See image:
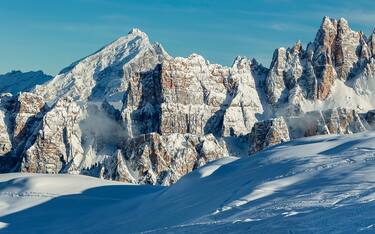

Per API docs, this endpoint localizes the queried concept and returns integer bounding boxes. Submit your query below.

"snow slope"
[2,132,375,233]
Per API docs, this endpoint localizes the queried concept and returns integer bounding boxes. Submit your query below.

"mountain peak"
[321,16,336,25]
[319,16,352,34]
[292,40,302,53]
[337,17,351,33]
[338,17,348,26]
[320,16,337,32]
[232,56,251,68]
[127,28,148,38]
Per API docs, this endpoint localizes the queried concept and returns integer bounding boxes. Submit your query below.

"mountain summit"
[36,28,169,103]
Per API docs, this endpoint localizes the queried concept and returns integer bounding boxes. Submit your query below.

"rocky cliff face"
[159,55,264,137]
[82,133,227,185]
[249,117,290,154]
[21,97,84,174]
[250,107,369,153]
[0,17,375,185]
[266,17,375,115]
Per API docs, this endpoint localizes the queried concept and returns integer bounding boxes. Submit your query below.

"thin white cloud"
[266,22,316,33]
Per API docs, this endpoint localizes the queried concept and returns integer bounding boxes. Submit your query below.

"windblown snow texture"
[1,132,375,233]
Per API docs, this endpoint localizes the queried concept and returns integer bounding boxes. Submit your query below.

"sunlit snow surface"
[2,132,375,233]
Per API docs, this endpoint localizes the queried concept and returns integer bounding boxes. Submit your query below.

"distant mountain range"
[0,70,52,95]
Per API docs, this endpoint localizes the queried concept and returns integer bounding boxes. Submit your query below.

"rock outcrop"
[159,55,264,137]
[364,110,375,129]
[250,108,369,153]
[21,97,84,174]
[82,133,227,185]
[286,110,330,139]
[0,110,11,155]
[249,117,290,154]
[287,108,367,139]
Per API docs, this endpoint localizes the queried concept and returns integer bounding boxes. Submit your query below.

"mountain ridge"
[0,16,374,185]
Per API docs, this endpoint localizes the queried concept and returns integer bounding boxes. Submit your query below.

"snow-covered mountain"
[0,70,52,95]
[0,17,374,185]
[2,132,375,233]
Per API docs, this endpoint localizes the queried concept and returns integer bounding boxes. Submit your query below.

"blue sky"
[0,0,374,75]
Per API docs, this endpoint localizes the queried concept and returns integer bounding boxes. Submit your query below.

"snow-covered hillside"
[1,131,375,233]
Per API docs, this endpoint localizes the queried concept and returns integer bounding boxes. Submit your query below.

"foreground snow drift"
[2,132,375,233]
